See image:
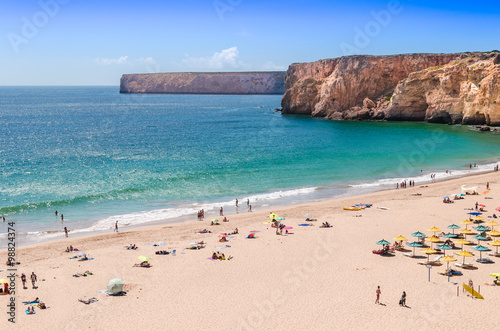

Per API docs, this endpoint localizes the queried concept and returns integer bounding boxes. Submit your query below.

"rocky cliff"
[120,72,285,94]
[281,52,500,126]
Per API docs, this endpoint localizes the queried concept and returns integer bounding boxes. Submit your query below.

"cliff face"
[120,72,285,94]
[281,52,500,126]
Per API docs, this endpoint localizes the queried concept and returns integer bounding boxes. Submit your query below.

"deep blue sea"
[1,86,499,246]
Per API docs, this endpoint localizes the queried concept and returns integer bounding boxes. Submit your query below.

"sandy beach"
[1,171,500,330]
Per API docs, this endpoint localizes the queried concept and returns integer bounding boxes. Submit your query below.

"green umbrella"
[442,232,457,238]
[474,225,488,232]
[376,239,391,247]
[406,241,423,256]
[473,245,491,259]
[437,244,452,255]
[411,231,425,237]
[107,278,125,294]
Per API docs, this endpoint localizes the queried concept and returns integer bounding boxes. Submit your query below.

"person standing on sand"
[220,207,223,216]
[31,272,37,289]
[375,286,381,304]
[247,199,249,207]
[399,291,406,307]
[486,182,490,190]
[21,273,27,289]
[64,227,69,238]
[235,199,238,207]
[115,221,118,232]
[249,205,252,212]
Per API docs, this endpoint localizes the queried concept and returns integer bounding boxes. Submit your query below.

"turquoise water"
[1,86,499,245]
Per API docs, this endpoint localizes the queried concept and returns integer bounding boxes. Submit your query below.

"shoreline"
[2,169,500,329]
[3,168,498,254]
[3,159,499,250]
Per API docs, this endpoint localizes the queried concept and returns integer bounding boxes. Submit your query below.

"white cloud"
[261,61,287,71]
[94,56,159,72]
[182,47,245,70]
[95,56,130,65]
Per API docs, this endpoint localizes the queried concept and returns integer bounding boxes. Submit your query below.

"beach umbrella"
[421,247,437,261]
[425,236,440,248]
[472,216,485,222]
[442,232,457,238]
[488,230,500,237]
[107,278,125,294]
[467,212,483,216]
[211,219,219,222]
[277,217,286,221]
[490,273,500,278]
[447,224,461,234]
[473,245,491,259]
[218,234,227,238]
[489,240,500,255]
[474,225,488,232]
[443,196,449,199]
[472,234,487,242]
[76,252,87,258]
[487,220,500,229]
[304,214,312,218]
[456,250,474,265]
[284,226,293,230]
[428,226,441,233]
[138,256,151,262]
[495,207,500,212]
[393,235,408,242]
[440,255,457,279]
[269,213,278,220]
[376,239,391,247]
[482,190,490,195]
[478,204,486,208]
[461,220,473,229]
[456,238,470,249]
[411,231,425,238]
[460,229,474,239]
[437,244,452,255]
[407,241,423,256]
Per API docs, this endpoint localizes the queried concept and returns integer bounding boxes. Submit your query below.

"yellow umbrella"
[428,226,441,233]
[421,247,437,262]
[487,220,499,229]
[138,256,151,262]
[425,236,440,248]
[456,238,470,248]
[488,230,500,237]
[461,219,473,229]
[456,250,474,265]
[394,235,408,241]
[269,213,278,220]
[460,229,474,239]
[489,240,500,255]
[440,255,457,276]
[472,216,485,221]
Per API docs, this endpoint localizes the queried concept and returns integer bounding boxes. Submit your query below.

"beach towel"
[299,224,312,226]
[25,309,36,315]
[23,300,40,305]
[216,245,231,249]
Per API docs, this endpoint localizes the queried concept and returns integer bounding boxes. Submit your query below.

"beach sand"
[1,171,500,330]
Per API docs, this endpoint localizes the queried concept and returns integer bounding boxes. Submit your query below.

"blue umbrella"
[407,241,423,255]
[468,212,483,216]
[473,245,491,259]
[443,196,449,199]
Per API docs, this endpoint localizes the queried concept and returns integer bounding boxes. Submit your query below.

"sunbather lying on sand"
[198,229,211,234]
[126,244,138,250]
[320,222,332,228]
[133,261,152,267]
[305,218,317,222]
[78,297,98,304]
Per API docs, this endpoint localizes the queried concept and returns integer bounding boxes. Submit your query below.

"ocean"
[1,86,499,246]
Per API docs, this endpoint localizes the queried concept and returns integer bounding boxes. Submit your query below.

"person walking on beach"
[235,199,238,207]
[220,207,223,216]
[247,199,249,207]
[486,182,490,190]
[114,221,119,232]
[249,205,252,212]
[61,214,64,222]
[31,272,37,289]
[375,286,381,304]
[64,227,69,238]
[475,202,478,211]
[55,210,58,217]
[21,273,27,289]
[399,291,406,307]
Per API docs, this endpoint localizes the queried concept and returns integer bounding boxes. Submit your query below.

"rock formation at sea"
[281,52,500,126]
[120,72,285,94]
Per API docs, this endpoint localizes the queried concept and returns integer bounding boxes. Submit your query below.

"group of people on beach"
[375,286,407,307]
[396,180,415,189]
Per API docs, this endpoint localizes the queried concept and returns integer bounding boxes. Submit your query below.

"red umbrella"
[218,234,227,238]
[478,204,486,207]
[284,226,293,229]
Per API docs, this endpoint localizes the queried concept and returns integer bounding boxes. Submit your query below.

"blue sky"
[1,0,499,85]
